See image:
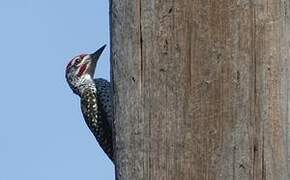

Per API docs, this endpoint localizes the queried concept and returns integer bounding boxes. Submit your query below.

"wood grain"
[111,0,290,179]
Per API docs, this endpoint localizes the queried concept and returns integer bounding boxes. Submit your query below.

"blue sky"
[0,0,114,179]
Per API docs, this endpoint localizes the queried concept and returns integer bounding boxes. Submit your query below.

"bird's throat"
[76,75,96,96]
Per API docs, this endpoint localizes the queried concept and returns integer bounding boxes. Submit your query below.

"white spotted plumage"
[65,45,114,163]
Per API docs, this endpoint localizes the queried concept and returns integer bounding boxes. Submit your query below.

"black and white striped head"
[65,45,106,95]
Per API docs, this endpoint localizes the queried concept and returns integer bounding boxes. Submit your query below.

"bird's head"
[65,45,106,95]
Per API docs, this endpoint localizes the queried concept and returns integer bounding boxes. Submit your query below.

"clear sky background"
[0,0,114,179]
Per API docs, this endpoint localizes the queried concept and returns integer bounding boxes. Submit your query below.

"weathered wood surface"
[111,0,290,180]
[287,1,290,179]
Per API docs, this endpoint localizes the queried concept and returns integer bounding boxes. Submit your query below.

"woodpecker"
[65,45,114,163]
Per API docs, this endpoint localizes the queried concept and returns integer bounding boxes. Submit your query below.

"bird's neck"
[77,74,96,96]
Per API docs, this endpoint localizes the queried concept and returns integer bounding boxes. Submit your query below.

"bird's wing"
[94,78,113,129]
[80,85,114,162]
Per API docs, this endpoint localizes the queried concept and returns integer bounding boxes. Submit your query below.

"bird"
[65,45,114,163]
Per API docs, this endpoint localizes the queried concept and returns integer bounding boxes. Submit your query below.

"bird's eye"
[75,58,81,64]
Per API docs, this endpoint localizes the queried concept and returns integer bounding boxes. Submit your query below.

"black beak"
[88,45,106,76]
[91,44,106,61]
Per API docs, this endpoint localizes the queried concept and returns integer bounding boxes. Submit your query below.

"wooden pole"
[111,1,290,179]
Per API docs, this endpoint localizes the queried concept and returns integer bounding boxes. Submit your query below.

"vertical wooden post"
[111,1,290,179]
